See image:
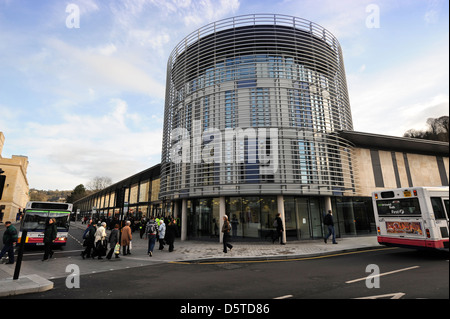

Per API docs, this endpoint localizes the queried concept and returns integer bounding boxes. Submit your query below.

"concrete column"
[277,195,286,244]
[173,201,179,219]
[219,196,226,243]
[181,199,187,241]
[324,196,332,214]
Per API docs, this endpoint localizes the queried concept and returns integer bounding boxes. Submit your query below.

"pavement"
[0,220,380,297]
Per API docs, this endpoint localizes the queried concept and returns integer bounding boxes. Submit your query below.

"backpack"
[323,214,332,226]
[146,222,156,234]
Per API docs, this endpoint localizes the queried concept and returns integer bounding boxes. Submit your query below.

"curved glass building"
[161,14,357,240]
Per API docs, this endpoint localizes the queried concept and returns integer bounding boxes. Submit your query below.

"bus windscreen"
[376,198,421,217]
[22,211,47,231]
[22,211,70,231]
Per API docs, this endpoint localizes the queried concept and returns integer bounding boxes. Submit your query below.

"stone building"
[0,132,29,222]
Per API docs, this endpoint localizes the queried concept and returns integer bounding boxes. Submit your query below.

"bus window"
[376,198,421,216]
[22,211,48,230]
[431,197,447,219]
[444,200,449,217]
[49,212,70,231]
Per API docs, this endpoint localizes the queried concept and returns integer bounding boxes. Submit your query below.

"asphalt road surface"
[10,245,448,300]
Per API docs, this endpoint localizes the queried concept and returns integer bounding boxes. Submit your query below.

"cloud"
[349,40,449,136]
[181,0,240,26]
[44,38,165,99]
[424,0,443,24]
[72,0,100,15]
[22,98,162,189]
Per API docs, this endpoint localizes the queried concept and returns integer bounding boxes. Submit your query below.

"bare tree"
[86,176,113,192]
[404,116,449,142]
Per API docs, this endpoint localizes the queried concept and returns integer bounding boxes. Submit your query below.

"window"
[250,88,270,127]
[376,198,421,217]
[431,197,447,219]
[224,90,236,128]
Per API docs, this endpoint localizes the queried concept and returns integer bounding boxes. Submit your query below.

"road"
[9,244,448,300]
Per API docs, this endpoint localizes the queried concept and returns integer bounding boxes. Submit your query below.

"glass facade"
[183,195,375,240]
[73,165,162,221]
[158,14,360,241]
[161,14,355,201]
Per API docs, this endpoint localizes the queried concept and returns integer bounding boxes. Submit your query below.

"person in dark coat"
[106,224,120,260]
[0,221,18,264]
[273,213,285,245]
[324,210,337,244]
[81,222,96,259]
[42,218,58,261]
[165,219,178,252]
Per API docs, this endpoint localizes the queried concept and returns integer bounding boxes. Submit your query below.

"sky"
[0,0,448,191]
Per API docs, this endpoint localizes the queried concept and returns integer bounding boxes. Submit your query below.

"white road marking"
[273,295,294,299]
[354,292,406,299]
[346,266,420,284]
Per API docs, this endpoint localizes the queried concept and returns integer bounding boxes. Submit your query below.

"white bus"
[372,187,449,251]
[19,201,72,247]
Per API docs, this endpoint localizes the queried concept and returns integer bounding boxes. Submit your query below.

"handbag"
[114,243,120,255]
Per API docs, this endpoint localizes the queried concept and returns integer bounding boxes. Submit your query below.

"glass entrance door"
[295,198,311,239]
[309,198,323,239]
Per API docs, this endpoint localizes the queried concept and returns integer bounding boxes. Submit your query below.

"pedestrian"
[324,210,337,244]
[81,221,96,259]
[158,218,166,250]
[0,221,18,264]
[106,224,120,260]
[273,213,285,245]
[93,222,107,259]
[165,219,178,252]
[42,218,57,261]
[222,215,233,253]
[121,220,132,255]
[139,217,146,239]
[145,217,157,257]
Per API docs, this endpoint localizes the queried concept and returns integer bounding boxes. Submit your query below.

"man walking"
[0,221,18,264]
[145,217,157,257]
[324,210,337,244]
[273,213,285,245]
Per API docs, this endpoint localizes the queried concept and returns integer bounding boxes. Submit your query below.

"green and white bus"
[18,201,72,246]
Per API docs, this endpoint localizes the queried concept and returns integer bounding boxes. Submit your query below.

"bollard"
[13,229,27,280]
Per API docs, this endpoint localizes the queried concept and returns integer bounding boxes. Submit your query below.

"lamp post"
[13,229,27,280]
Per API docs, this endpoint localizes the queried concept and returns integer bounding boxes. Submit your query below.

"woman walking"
[106,224,120,260]
[93,222,107,259]
[165,219,178,252]
[42,218,57,261]
[121,220,132,255]
[222,215,233,253]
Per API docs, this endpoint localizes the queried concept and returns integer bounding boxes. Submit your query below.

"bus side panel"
[378,236,426,248]
[378,236,449,250]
